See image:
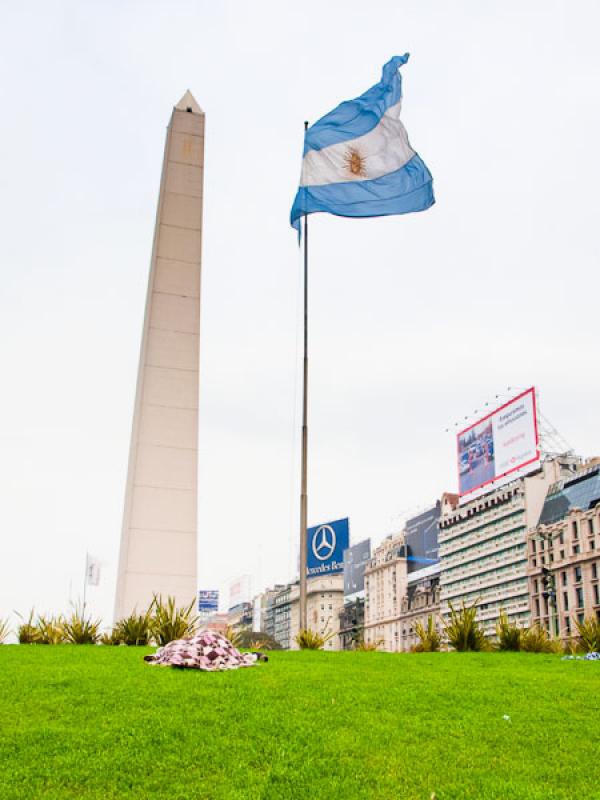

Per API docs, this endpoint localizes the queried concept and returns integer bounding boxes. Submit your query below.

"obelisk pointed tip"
[175,90,203,114]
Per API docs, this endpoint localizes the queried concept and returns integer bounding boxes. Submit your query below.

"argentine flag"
[290,54,434,233]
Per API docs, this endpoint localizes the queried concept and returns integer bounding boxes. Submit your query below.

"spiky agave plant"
[295,628,336,650]
[574,616,600,653]
[224,625,245,648]
[149,595,199,646]
[495,609,522,651]
[62,605,102,644]
[414,615,441,652]
[0,617,10,644]
[16,609,40,644]
[36,614,65,645]
[355,637,382,652]
[520,624,556,653]
[443,600,489,652]
[112,609,153,646]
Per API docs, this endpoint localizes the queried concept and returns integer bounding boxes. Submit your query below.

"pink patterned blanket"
[144,630,261,671]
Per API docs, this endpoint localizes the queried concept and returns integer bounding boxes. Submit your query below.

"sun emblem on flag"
[344,147,367,178]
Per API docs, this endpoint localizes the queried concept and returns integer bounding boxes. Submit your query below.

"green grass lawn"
[1,647,599,800]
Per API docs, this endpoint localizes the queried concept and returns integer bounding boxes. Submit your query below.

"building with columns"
[527,461,600,639]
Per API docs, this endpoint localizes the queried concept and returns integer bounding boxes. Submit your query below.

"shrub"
[413,616,441,652]
[16,609,41,644]
[574,616,600,653]
[36,614,65,645]
[355,637,382,652]
[443,600,490,652]
[149,595,198,646]
[62,605,101,644]
[112,609,153,646]
[495,609,523,651]
[521,624,556,653]
[224,625,245,649]
[232,629,282,650]
[295,628,336,650]
[0,618,10,644]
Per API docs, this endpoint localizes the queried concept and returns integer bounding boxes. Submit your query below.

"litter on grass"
[144,630,266,671]
[561,652,600,661]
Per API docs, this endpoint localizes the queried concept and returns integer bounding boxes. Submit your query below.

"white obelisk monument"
[114,91,204,620]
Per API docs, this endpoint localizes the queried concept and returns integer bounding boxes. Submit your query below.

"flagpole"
[299,121,309,634]
[83,552,88,611]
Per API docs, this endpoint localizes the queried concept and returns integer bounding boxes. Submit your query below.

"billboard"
[198,590,219,614]
[343,539,371,597]
[457,387,539,502]
[228,575,252,610]
[307,517,350,577]
[405,502,440,573]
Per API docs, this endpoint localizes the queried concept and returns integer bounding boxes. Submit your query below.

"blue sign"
[198,590,219,613]
[306,518,349,577]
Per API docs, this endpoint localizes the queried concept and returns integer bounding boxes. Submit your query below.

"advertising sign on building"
[405,503,440,573]
[343,539,371,597]
[457,387,540,502]
[307,518,350,577]
[198,590,219,614]
[228,575,252,610]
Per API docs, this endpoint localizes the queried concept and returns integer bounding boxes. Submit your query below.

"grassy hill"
[1,646,598,799]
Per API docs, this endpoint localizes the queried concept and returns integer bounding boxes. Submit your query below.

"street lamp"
[532,529,559,636]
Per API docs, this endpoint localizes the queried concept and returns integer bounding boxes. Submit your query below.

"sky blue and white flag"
[290,54,434,234]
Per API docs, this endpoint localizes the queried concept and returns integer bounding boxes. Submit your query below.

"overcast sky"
[1,1,599,628]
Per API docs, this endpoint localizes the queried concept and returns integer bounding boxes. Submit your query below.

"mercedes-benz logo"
[312,525,336,561]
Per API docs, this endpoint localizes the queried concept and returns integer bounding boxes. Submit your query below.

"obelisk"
[114,91,204,621]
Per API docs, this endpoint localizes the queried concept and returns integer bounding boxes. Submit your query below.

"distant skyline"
[1,1,599,628]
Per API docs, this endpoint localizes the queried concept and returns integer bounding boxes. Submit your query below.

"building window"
[573,521,579,540]
[576,588,584,609]
[575,566,582,583]
[533,579,538,593]
[593,563,598,580]
[595,585,600,606]
[573,544,580,555]
[563,592,569,611]
[535,598,540,616]
[531,539,537,553]
[560,550,565,560]
[565,616,571,633]
[562,571,568,586]
[559,532,564,545]
[589,519,595,536]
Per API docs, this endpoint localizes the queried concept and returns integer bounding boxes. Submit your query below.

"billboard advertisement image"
[405,502,440,573]
[228,575,252,610]
[457,387,539,501]
[343,539,371,597]
[198,590,219,614]
[307,518,350,577]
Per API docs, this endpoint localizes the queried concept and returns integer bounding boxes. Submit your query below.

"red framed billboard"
[457,387,540,502]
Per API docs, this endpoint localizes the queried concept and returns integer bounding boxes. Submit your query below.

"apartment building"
[338,597,365,650]
[527,462,600,639]
[363,533,407,649]
[364,536,442,652]
[439,457,581,635]
[289,574,345,650]
[400,564,441,651]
